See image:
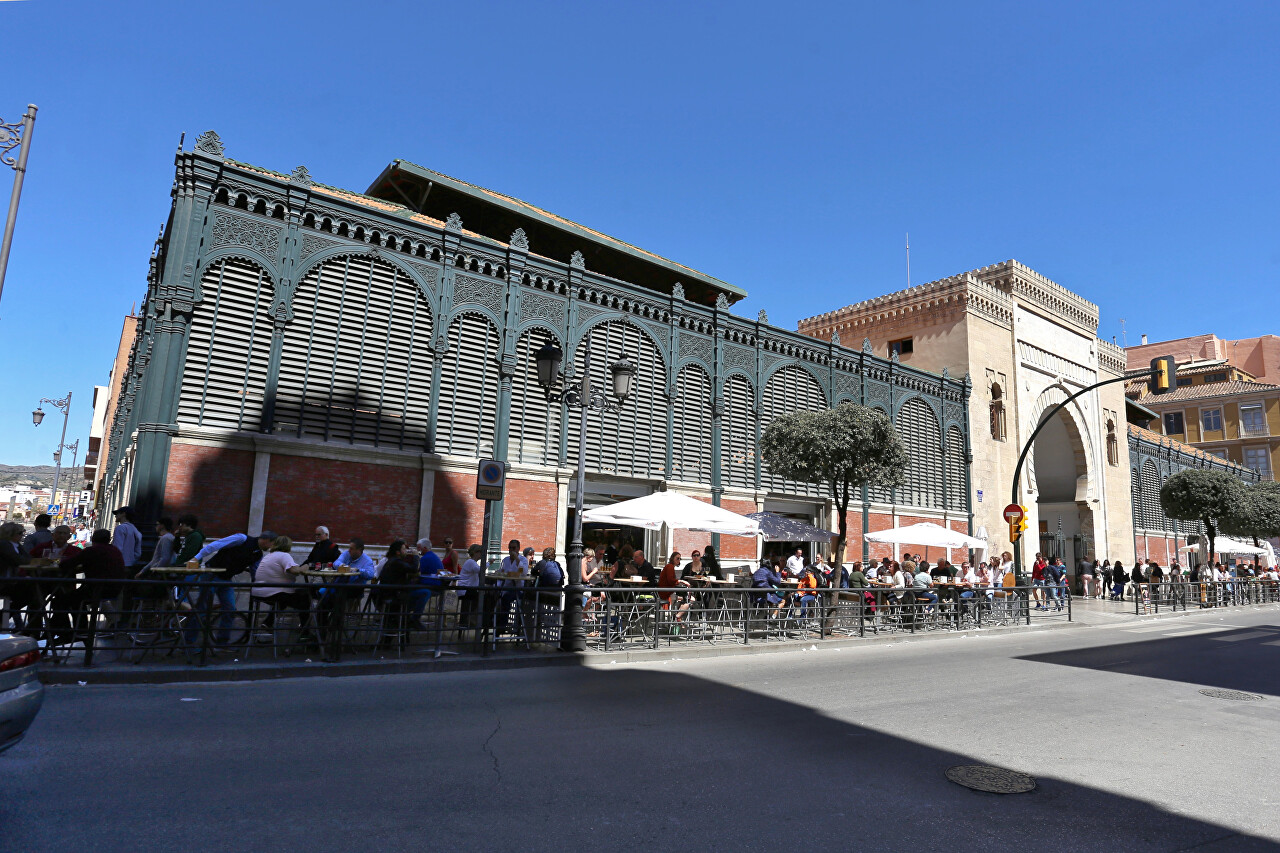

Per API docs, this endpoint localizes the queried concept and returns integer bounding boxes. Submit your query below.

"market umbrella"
[582,491,759,536]
[863,521,988,562]
[1212,536,1270,556]
[744,512,836,542]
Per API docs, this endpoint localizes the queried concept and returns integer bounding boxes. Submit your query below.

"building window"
[1206,372,1228,383]
[1201,408,1223,432]
[1240,404,1268,437]
[1163,411,1184,435]
[1106,419,1118,466]
[990,384,1006,441]
[1244,447,1272,479]
[889,338,913,357]
[1176,377,1193,387]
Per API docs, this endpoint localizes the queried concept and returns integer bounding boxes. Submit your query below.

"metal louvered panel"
[275,255,434,449]
[946,426,966,511]
[438,312,500,458]
[566,322,666,479]
[760,366,824,496]
[671,365,711,484]
[897,398,943,509]
[511,330,563,467]
[722,375,755,489]
[1139,460,1161,530]
[177,258,273,431]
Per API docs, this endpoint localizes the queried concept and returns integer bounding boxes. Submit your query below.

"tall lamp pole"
[533,341,637,652]
[0,104,37,308]
[33,392,72,514]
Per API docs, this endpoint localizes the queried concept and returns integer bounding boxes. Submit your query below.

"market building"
[799,263,1135,568]
[98,132,971,562]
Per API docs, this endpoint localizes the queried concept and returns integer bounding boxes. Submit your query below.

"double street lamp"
[33,392,72,517]
[533,341,636,652]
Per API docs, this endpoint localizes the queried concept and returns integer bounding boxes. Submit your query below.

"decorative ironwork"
[509,227,529,250]
[289,165,312,188]
[445,212,463,231]
[193,130,224,157]
[0,117,28,169]
[570,250,585,269]
[672,282,685,300]
[757,308,768,323]
[211,212,281,255]
[453,274,505,315]
[520,291,567,325]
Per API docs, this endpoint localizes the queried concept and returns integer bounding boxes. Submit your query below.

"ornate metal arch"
[760,360,829,407]
[568,314,669,370]
[192,251,278,303]
[292,247,439,310]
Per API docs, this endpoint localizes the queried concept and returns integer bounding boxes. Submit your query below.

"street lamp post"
[33,392,72,516]
[533,341,636,652]
[0,104,38,309]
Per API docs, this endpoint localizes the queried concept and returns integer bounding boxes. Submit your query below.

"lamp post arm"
[1010,371,1148,582]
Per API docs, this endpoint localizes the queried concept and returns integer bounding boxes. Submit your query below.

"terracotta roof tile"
[1127,424,1252,471]
[1127,379,1280,405]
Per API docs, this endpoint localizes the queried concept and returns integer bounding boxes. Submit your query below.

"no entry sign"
[1003,504,1025,524]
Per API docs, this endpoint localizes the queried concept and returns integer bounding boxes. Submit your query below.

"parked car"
[0,634,43,753]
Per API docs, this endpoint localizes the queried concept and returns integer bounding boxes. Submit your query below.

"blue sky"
[2,1,1277,465]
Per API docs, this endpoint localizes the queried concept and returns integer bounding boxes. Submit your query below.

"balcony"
[1240,423,1271,438]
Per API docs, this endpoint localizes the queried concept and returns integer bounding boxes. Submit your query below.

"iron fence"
[0,576,1073,669]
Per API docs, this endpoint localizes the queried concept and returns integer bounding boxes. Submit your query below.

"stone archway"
[1026,387,1098,579]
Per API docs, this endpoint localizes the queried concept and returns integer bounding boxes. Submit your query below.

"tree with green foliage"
[1159,469,1246,564]
[760,402,909,566]
[1219,481,1280,555]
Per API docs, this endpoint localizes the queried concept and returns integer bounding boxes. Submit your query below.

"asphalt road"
[5,608,1280,852]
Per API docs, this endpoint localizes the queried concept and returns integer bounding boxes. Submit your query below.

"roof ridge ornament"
[715,293,729,311]
[193,130,224,157]
[831,329,841,346]
[510,227,529,250]
[570,250,585,269]
[445,212,463,232]
[290,165,312,188]
[757,308,768,323]
[672,282,685,300]
[862,337,873,354]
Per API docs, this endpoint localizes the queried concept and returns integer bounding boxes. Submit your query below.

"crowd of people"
[4,508,1278,649]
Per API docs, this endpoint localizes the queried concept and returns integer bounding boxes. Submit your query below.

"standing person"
[1098,560,1111,600]
[786,548,806,578]
[1130,561,1146,602]
[172,514,205,568]
[301,526,341,568]
[111,506,143,575]
[1031,553,1048,608]
[1079,555,1095,599]
[22,514,53,553]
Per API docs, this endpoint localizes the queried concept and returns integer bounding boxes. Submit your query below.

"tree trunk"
[1206,520,1217,565]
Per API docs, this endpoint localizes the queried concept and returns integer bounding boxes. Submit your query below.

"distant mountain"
[0,465,62,490]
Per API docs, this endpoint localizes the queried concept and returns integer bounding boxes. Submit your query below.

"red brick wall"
[430,470,484,548]
[164,444,255,537]
[669,496,758,561]
[866,511,896,561]
[265,455,420,546]
[500,479,559,550]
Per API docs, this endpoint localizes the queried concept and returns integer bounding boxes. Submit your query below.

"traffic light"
[1151,356,1177,393]
[1008,505,1029,542]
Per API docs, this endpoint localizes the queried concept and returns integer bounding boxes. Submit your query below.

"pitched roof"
[1127,424,1252,472]
[365,160,744,304]
[1128,379,1280,405]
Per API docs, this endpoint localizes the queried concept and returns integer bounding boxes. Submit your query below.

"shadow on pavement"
[1017,623,1280,697]
[1,665,1277,852]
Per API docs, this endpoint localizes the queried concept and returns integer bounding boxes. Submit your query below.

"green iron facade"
[99,131,972,552]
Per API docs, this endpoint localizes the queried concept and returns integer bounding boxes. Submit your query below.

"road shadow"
[3,664,1277,852]
[1017,623,1280,697]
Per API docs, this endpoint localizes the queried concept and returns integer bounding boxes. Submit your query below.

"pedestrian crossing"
[1119,621,1279,641]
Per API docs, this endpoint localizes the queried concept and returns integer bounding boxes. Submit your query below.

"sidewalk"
[38,597,1280,686]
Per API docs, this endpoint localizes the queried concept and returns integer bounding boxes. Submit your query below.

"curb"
[39,618,1079,686]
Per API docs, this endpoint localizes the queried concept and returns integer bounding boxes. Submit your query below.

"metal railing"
[0,576,1077,669]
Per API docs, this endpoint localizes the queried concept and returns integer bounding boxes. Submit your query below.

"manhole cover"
[945,765,1036,794]
[1199,688,1263,701]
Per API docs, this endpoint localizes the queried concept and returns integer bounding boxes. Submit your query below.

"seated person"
[373,540,420,638]
[751,559,787,617]
[50,529,127,638]
[251,535,314,640]
[913,564,937,612]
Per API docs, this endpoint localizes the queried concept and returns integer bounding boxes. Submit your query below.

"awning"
[864,522,987,550]
[745,512,836,542]
[582,491,759,536]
